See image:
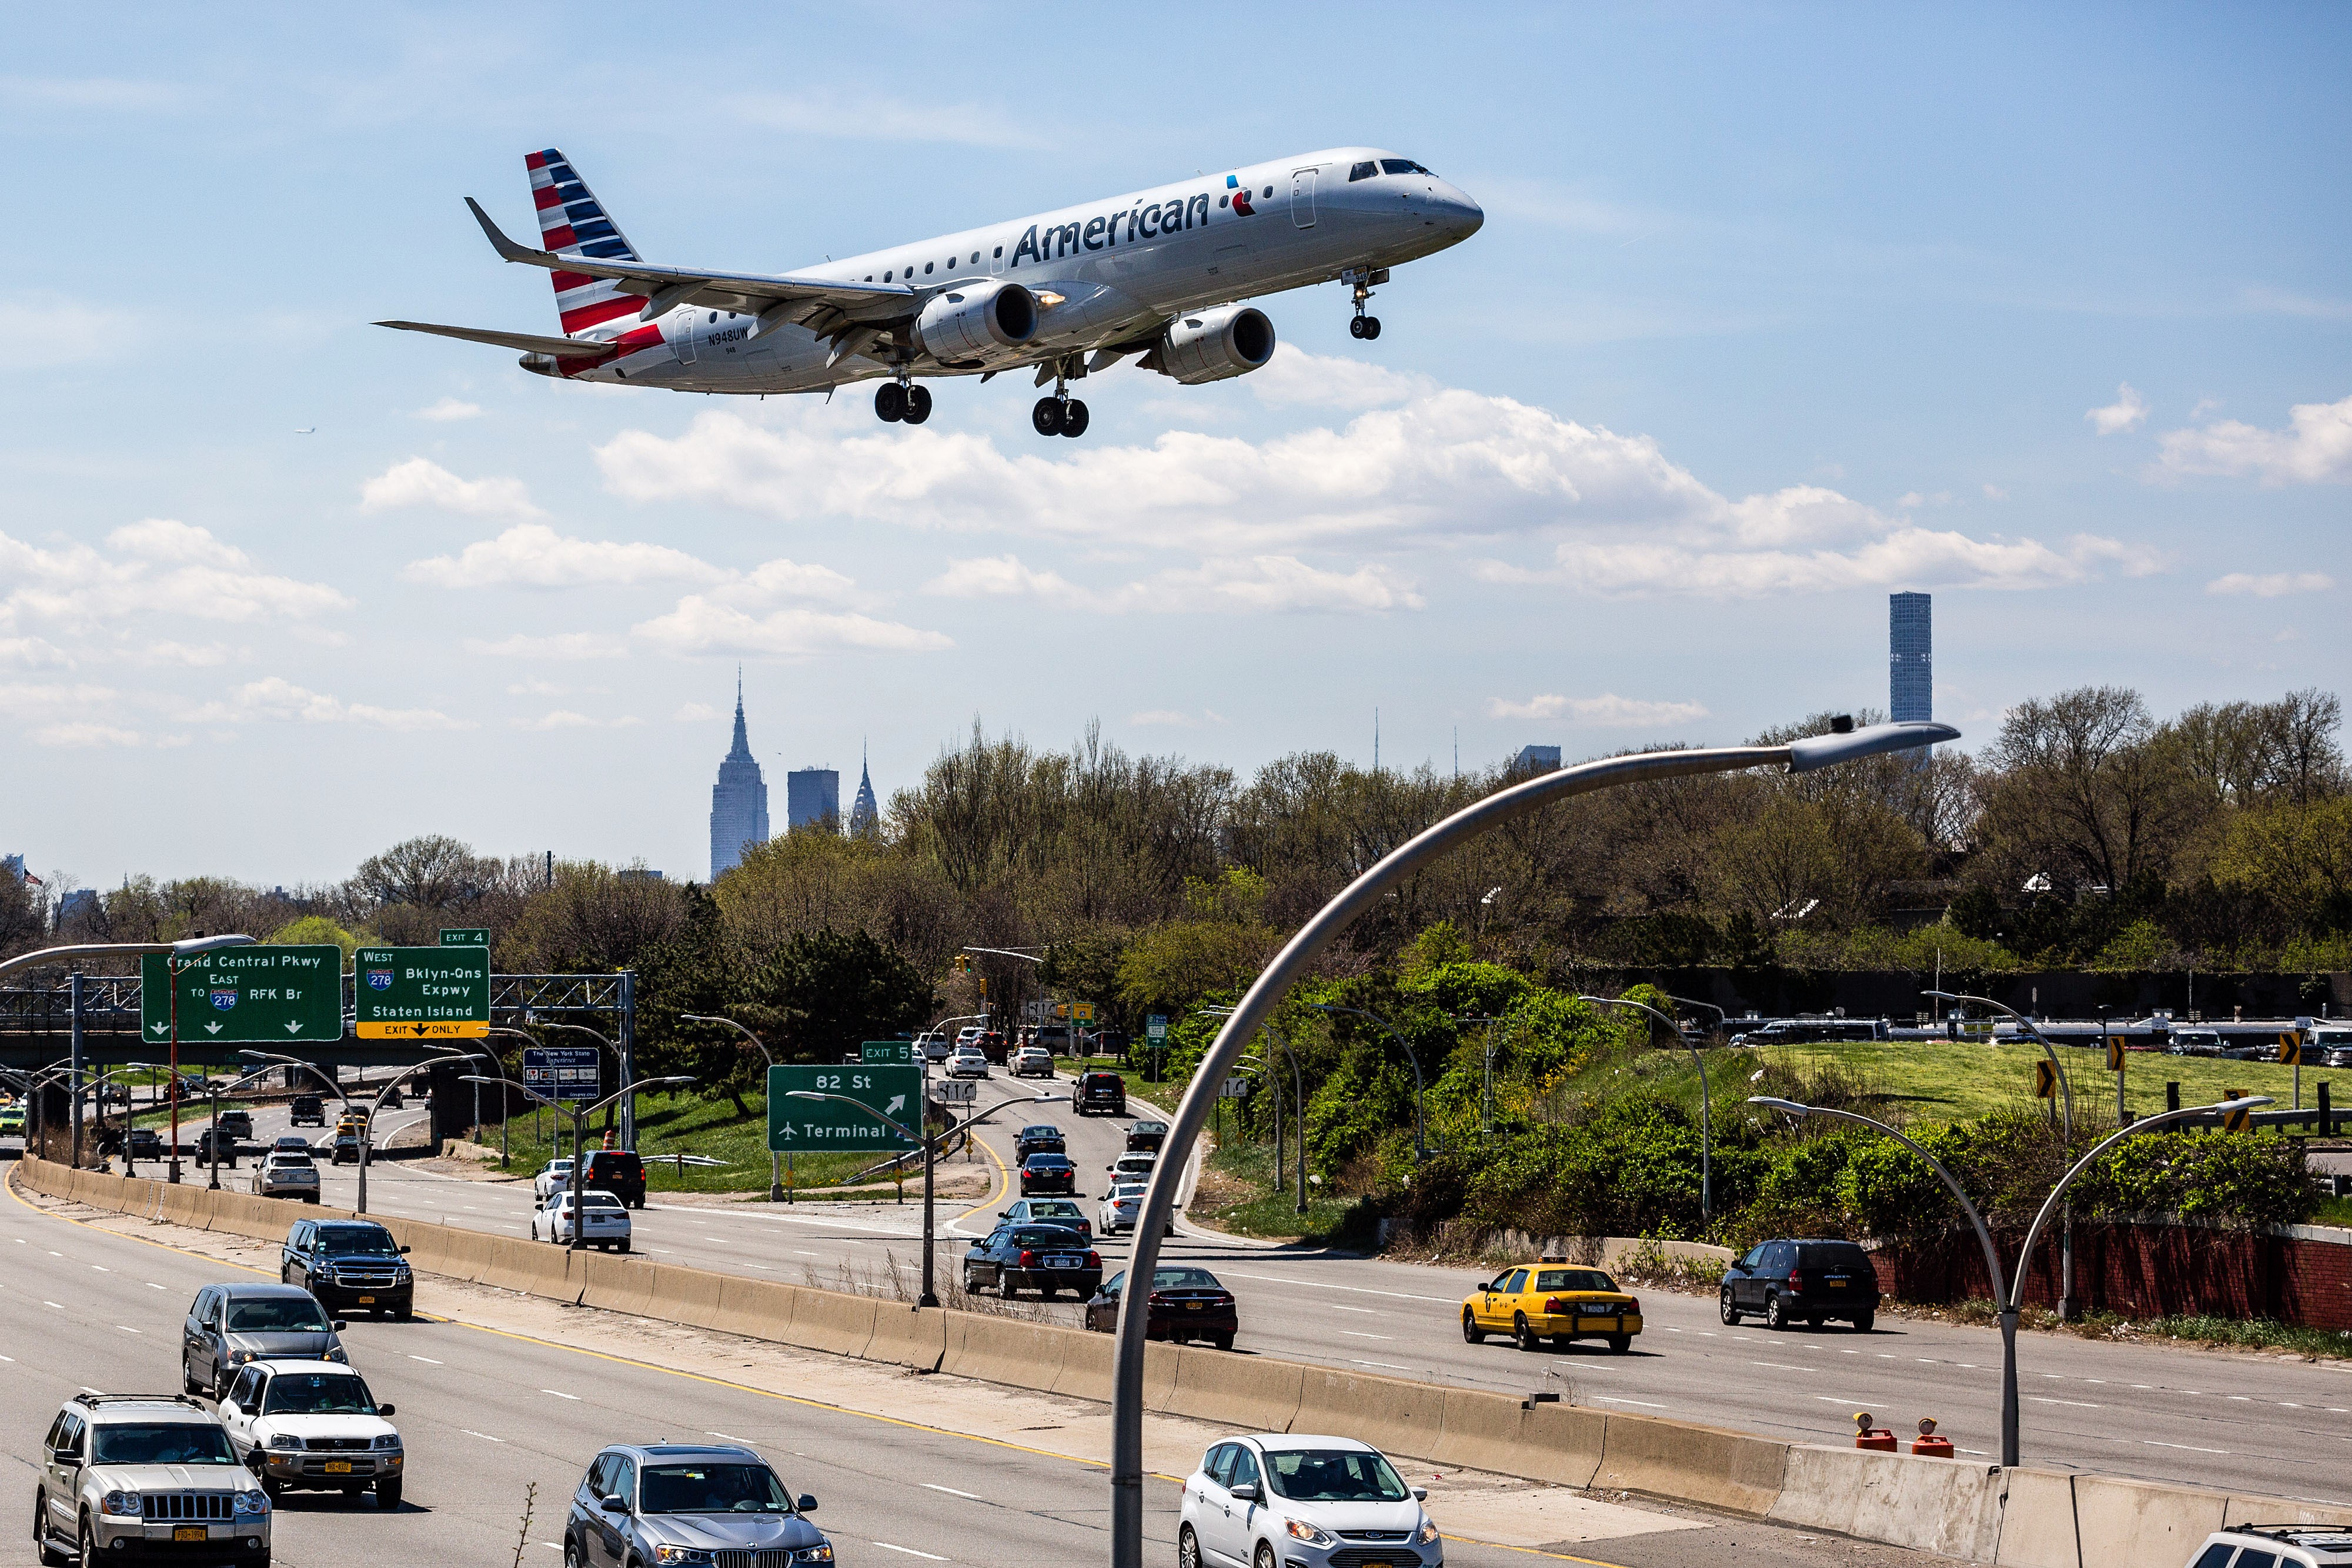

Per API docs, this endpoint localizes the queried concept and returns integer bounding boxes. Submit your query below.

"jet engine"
[1143,305,1276,384]
[914,280,1040,362]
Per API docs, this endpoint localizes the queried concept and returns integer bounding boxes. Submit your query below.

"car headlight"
[235,1491,270,1515]
[101,1490,142,1517]
[227,1348,253,1365]
[1285,1519,1336,1547]
[325,1346,347,1362]
[794,1547,834,1564]
[268,1433,304,1451]
[653,1549,716,1565]
[1418,1519,1440,1544]
[373,1434,402,1450]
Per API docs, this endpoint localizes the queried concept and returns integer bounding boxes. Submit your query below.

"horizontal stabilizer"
[374,320,622,357]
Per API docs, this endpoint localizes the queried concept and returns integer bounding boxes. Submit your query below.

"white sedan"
[1098,1180,1174,1237]
[532,1189,632,1251]
[1011,1046,1055,1078]
[532,1157,576,1202]
[1179,1436,1438,1568]
[947,1049,990,1080]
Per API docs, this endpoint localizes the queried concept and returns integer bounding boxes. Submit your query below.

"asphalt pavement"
[21,1065,2352,1508]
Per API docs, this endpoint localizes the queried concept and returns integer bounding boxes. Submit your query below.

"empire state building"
[708,677,770,881]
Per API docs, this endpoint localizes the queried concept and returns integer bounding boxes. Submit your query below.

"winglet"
[466,197,542,264]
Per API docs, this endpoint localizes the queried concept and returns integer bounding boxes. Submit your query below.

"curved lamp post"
[1927,988,2077,1317]
[1106,718,1957,1567]
[679,1013,784,1200]
[1667,995,1727,1035]
[1307,1004,1429,1162]
[1749,1090,2269,1467]
[1583,993,1712,1223]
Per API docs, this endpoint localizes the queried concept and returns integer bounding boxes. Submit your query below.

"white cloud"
[631,601,953,659]
[1485,693,1710,727]
[674,701,718,722]
[2086,383,2149,436]
[729,91,1047,150]
[597,386,2143,599]
[464,632,629,660]
[2207,571,2334,597]
[0,519,349,634]
[506,678,566,696]
[415,397,482,422]
[360,457,543,519]
[0,636,70,668]
[1128,709,1227,728]
[2156,394,2352,486]
[32,721,140,748]
[921,554,1083,601]
[1245,345,1432,411]
[0,294,135,369]
[126,641,230,668]
[188,676,472,731]
[512,710,642,731]
[1896,490,1953,509]
[705,557,860,607]
[1121,556,1424,614]
[1981,483,2009,502]
[404,523,721,590]
[0,681,117,716]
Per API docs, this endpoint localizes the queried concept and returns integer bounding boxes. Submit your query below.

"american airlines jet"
[379,147,1482,437]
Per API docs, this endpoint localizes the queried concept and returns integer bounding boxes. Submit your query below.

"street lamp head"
[785,1091,821,1102]
[1786,720,1959,774]
[2215,1095,2274,1114]
[171,934,257,955]
[1747,1095,1812,1115]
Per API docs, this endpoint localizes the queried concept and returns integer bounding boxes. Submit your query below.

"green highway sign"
[439,928,490,947]
[861,1040,914,1064]
[354,946,491,1039]
[768,1064,923,1154]
[1146,1014,1168,1041]
[141,947,345,1045]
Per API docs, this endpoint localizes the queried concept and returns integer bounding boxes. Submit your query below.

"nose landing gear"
[1342,266,1387,340]
[1031,360,1088,437]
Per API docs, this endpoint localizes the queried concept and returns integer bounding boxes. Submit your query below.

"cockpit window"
[1348,161,1377,182]
[1381,158,1431,176]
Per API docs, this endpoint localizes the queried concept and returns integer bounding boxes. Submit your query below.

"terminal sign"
[353,945,492,1039]
[767,1065,923,1154]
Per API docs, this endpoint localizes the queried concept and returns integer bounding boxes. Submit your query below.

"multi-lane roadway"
[21,1065,2352,1510]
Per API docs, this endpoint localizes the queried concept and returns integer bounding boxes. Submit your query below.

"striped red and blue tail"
[526,148,641,337]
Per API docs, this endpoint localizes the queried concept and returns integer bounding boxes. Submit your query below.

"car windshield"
[566,1193,625,1211]
[91,1423,238,1466]
[1029,1201,1081,1218]
[639,1463,792,1515]
[1025,1155,1069,1168]
[1022,1126,1059,1138]
[316,1226,397,1256]
[263,1372,376,1415]
[1534,1269,1616,1293]
[1264,1448,1409,1502]
[1151,1267,1220,1290]
[226,1297,330,1332]
[1800,1244,1872,1269]
[1134,1122,1167,1134]
[1013,1228,1083,1247]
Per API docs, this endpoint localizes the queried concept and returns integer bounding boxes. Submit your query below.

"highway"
[31,1066,2352,1509]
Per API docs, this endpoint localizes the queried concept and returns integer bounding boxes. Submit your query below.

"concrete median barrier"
[944,1312,1073,1389]
[1429,1389,1604,1488]
[1592,1410,1787,1516]
[1049,1325,1116,1402]
[1165,1345,1303,1433]
[576,1251,659,1318]
[709,1275,796,1340]
[2221,1493,2352,1529]
[776,1285,878,1359]
[1290,1367,1446,1459]
[2068,1473,2226,1568]
[483,1235,580,1302]
[1992,1467,2079,1568]
[649,1263,726,1333]
[1769,1444,2003,1561]
[864,1302,947,1372]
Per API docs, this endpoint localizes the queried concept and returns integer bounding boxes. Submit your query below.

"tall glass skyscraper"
[848,748,881,838]
[707,676,770,881]
[1890,592,1932,722]
[787,768,841,831]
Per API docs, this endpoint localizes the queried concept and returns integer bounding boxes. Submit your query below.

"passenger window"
[43,1413,68,1452]
[1262,185,1272,198]
[612,1457,637,1506]
[1348,161,1377,181]
[1504,1269,1529,1293]
[1740,1247,1766,1271]
[1218,195,1228,207]
[970,252,979,263]
[884,271,892,281]
[1205,1445,1236,1486]
[2187,1549,2234,1568]
[1228,1447,1261,1490]
[2233,1553,2277,1568]
[584,1456,614,1499]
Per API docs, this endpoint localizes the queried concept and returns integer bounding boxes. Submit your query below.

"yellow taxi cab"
[1461,1259,1643,1353]
[335,1106,370,1135]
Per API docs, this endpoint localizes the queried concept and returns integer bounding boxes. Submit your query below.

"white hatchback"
[532,1189,632,1251]
[1180,1435,1438,1568]
[532,1157,576,1202]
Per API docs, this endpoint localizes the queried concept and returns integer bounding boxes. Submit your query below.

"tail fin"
[526,147,642,336]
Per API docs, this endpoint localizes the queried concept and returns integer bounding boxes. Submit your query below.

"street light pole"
[679,1014,783,1201]
[1106,718,1958,1568]
[1583,994,1712,1223]
[1929,988,2076,1318]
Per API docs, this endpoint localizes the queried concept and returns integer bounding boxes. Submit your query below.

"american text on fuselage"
[377,147,1481,439]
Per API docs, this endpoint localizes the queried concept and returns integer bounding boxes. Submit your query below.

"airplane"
[379,146,1482,438]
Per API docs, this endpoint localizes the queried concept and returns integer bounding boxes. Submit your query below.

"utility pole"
[69,971,84,1169]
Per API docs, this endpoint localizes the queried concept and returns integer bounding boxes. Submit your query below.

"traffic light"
[951,954,971,974]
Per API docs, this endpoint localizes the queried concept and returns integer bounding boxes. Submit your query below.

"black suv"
[1075,1071,1127,1116]
[582,1149,647,1209]
[1720,1238,1880,1331]
[289,1095,326,1126]
[1014,1124,1066,1160]
[282,1217,415,1318]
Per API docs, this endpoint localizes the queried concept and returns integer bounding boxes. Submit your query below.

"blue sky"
[4,2,2347,888]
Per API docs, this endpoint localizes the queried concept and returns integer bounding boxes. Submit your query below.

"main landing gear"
[875,378,932,425]
[1343,265,1385,339]
[1032,359,1088,437]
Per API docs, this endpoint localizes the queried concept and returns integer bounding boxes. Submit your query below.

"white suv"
[218,1362,404,1509]
[36,1393,270,1568]
[2186,1527,2352,1567]
[947,1047,990,1079]
[1180,1435,1438,1568]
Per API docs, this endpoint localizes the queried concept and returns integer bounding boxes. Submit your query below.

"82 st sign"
[354,946,491,1039]
[141,946,345,1044]
[767,1065,923,1154]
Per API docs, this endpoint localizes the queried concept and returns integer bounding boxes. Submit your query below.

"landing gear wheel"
[1061,399,1089,437]
[875,383,906,422]
[1512,1312,1542,1352]
[1765,1292,1792,1331]
[1461,1308,1485,1345]
[1719,1287,1741,1325]
[1362,316,1381,339]
[1349,316,1367,339]
[902,385,933,425]
[1032,396,1065,436]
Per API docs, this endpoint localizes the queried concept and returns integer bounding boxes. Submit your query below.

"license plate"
[1186,1300,1203,1310]
[175,1527,206,1542]
[1827,1279,1847,1288]
[357,1295,375,1304]
[1048,1256,1079,1268]
[324,1461,352,1473]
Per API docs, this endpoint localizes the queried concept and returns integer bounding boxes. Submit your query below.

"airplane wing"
[465,198,912,331]
[373,320,627,357]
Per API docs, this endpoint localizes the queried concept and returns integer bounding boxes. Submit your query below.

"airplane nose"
[1445,187,1485,239]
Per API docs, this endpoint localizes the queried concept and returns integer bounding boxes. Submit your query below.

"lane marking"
[923,1484,983,1500]
[1327,1305,1379,1315]
[1813,1396,1870,1406]
[1342,1332,1394,1341]
[706,1432,757,1445]
[2146,1440,2228,1454]
[116,1325,142,1335]
[409,1356,443,1365]
[146,1283,167,1290]
[542,1389,581,1399]
[2029,1398,2102,1409]
[871,1545,946,1561]
[461,1429,505,1443]
[1592,1397,1665,1408]
[1349,1359,1414,1370]
[1219,1271,1454,1304]
[44,1300,63,1309]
